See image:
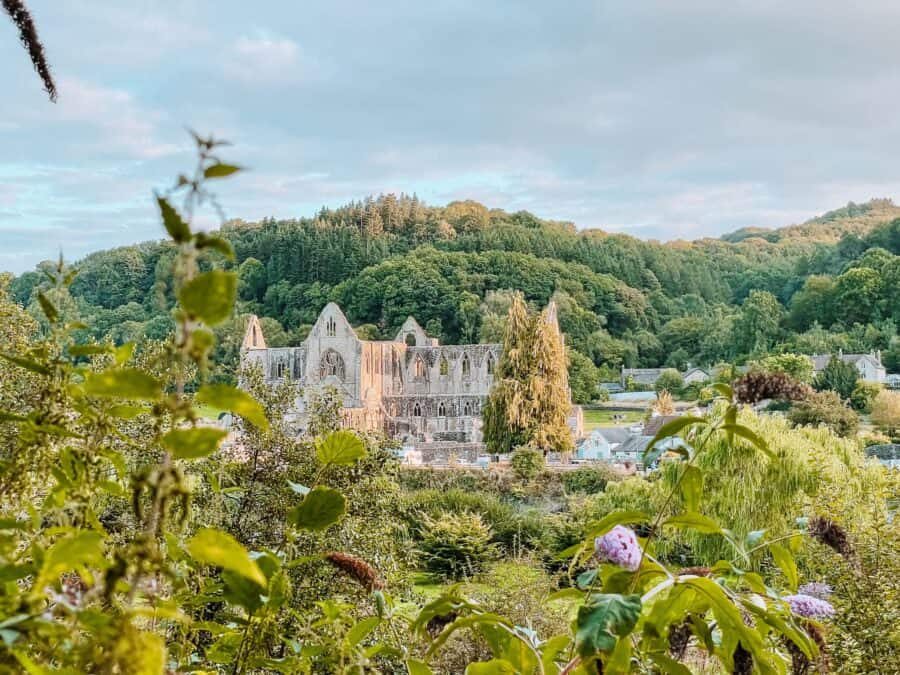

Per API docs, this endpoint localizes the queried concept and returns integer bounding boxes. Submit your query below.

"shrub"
[870,389,900,435]
[562,465,617,494]
[654,368,684,394]
[789,390,859,437]
[510,445,545,481]
[850,381,882,413]
[417,511,496,580]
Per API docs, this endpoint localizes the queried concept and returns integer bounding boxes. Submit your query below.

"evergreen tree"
[813,355,860,401]
[483,293,573,454]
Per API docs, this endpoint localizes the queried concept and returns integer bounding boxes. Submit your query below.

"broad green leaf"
[68,344,113,357]
[178,270,237,326]
[204,163,242,179]
[196,384,268,431]
[769,543,799,591]
[605,636,633,673]
[84,369,162,401]
[288,486,346,531]
[406,659,434,675]
[575,593,641,657]
[222,569,264,613]
[115,342,135,365]
[721,423,773,458]
[162,427,227,459]
[37,292,59,324]
[195,232,235,260]
[316,430,366,466]
[711,382,733,400]
[0,353,50,376]
[680,465,702,512]
[108,405,151,419]
[35,531,106,590]
[187,528,267,587]
[156,194,191,242]
[465,659,516,675]
[642,416,706,460]
[540,634,571,672]
[662,513,722,535]
[648,652,692,675]
[346,616,381,647]
[0,411,28,423]
[586,510,651,538]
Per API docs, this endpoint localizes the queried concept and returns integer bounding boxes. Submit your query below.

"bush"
[789,390,859,436]
[562,465,617,494]
[871,389,900,435]
[850,381,882,413]
[510,446,545,481]
[654,368,684,394]
[418,511,496,580]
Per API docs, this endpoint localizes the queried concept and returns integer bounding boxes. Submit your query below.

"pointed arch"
[486,352,495,375]
[326,316,337,336]
[413,402,422,417]
[438,401,446,417]
[319,349,345,380]
[414,355,427,379]
[439,355,449,376]
[463,400,472,416]
[461,353,471,378]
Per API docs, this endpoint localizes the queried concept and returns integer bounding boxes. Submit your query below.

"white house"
[810,351,886,384]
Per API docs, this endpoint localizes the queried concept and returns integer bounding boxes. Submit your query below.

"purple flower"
[784,593,835,620]
[594,525,642,571]
[798,582,833,600]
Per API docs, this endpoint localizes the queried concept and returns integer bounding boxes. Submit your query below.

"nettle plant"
[0,136,390,672]
[408,390,838,674]
[0,137,838,674]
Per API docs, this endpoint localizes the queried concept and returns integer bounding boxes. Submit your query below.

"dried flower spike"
[325,551,384,591]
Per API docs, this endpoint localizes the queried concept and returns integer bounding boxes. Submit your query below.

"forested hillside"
[6,195,900,395]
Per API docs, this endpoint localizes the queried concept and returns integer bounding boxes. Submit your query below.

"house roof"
[643,415,682,437]
[811,352,883,371]
[590,427,632,444]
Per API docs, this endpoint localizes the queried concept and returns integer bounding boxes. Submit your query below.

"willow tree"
[483,293,573,454]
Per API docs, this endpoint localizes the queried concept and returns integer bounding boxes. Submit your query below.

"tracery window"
[319,349,345,380]
[486,353,495,375]
[275,361,286,378]
[405,332,416,346]
[461,354,471,378]
[463,401,472,416]
[415,356,426,379]
[438,401,446,417]
[413,402,422,417]
[326,316,337,336]
[439,356,449,376]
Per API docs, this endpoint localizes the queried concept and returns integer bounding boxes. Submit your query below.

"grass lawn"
[196,403,226,420]
[582,408,645,431]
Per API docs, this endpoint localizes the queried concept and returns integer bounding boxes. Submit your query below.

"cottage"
[810,351,886,383]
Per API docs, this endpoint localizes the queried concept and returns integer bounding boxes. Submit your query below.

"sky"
[3,1,900,273]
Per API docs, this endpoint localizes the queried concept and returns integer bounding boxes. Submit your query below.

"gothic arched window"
[405,332,416,346]
[413,402,422,417]
[275,361,286,378]
[326,316,337,337]
[486,353,495,375]
[463,401,472,416]
[415,356,426,379]
[461,354,471,378]
[438,401,446,417]
[319,349,345,380]
[439,356,449,376]
[364,352,370,374]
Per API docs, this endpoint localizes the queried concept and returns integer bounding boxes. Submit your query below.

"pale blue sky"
[3,1,900,273]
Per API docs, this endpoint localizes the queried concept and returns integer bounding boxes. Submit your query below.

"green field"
[582,408,646,431]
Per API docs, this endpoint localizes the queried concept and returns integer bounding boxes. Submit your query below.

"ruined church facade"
[240,302,581,450]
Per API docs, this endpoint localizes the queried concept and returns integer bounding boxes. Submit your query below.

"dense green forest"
[6,196,900,393]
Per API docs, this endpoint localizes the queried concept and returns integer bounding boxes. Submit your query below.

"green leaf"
[680,465,702,512]
[162,427,227,459]
[575,593,641,657]
[586,510,651,538]
[83,369,163,401]
[221,569,264,613]
[196,384,268,431]
[0,353,50,376]
[115,342,135,365]
[108,405,151,419]
[406,659,434,675]
[0,411,28,423]
[35,531,106,590]
[37,291,59,324]
[194,232,235,260]
[465,660,516,675]
[316,430,366,466]
[720,423,773,458]
[346,616,380,647]
[187,528,267,587]
[642,416,706,460]
[648,652,693,675]
[769,543,799,591]
[662,513,722,535]
[68,344,113,357]
[288,486,346,531]
[711,382,733,400]
[178,270,236,326]
[156,194,191,243]
[204,163,242,179]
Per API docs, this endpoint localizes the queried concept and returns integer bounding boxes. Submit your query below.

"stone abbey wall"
[240,302,580,448]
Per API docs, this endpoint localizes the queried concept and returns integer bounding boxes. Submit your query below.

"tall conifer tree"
[483,293,573,454]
